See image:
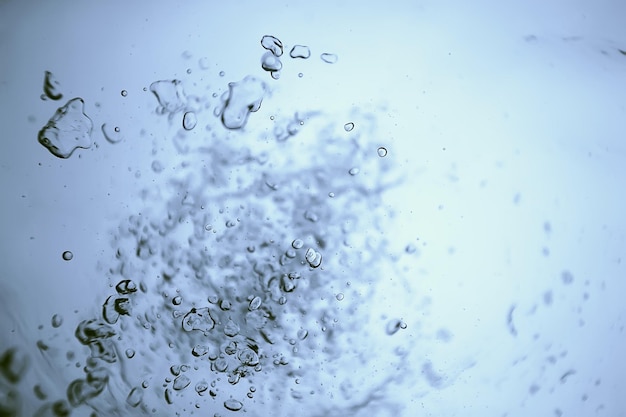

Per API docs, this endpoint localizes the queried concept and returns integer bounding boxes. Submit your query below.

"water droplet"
[320,53,338,64]
[292,239,304,249]
[101,123,123,144]
[348,167,360,176]
[125,349,135,359]
[260,35,283,57]
[172,296,182,305]
[344,122,354,132]
[248,296,262,311]
[120,90,128,97]
[43,71,63,100]
[377,147,388,157]
[51,314,63,328]
[224,398,243,411]
[182,111,197,130]
[38,98,93,158]
[336,293,344,301]
[62,251,73,261]
[289,45,311,59]
[149,80,187,113]
[261,52,282,72]
[220,76,267,130]
[173,374,191,391]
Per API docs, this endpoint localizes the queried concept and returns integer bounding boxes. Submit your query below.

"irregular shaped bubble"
[38,98,93,158]
[182,111,197,130]
[195,380,208,395]
[261,52,282,73]
[220,76,267,129]
[149,80,187,113]
[115,279,137,294]
[320,53,338,64]
[377,147,388,157]
[260,35,283,57]
[191,345,209,357]
[173,374,191,391]
[182,307,215,333]
[224,398,243,411]
[101,123,123,144]
[224,319,240,337]
[344,122,354,132]
[66,369,108,407]
[0,348,29,384]
[151,160,164,173]
[304,248,322,268]
[102,296,120,324]
[237,348,259,366]
[43,71,62,100]
[385,319,407,335]
[289,45,311,59]
[126,386,142,407]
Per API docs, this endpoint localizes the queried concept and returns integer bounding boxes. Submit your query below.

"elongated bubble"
[320,53,338,64]
[43,71,63,100]
[260,35,283,57]
[38,98,93,158]
[289,45,311,59]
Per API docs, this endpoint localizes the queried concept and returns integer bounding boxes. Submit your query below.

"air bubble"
[101,123,123,144]
[51,314,63,328]
[336,293,344,301]
[260,35,283,57]
[348,167,360,176]
[195,380,208,395]
[38,98,93,158]
[115,279,137,294]
[328,192,335,198]
[149,80,187,113]
[182,111,197,130]
[62,251,73,261]
[120,90,128,97]
[304,248,322,268]
[289,45,311,59]
[297,329,308,340]
[173,375,191,391]
[125,349,135,359]
[172,296,182,305]
[248,296,262,311]
[320,53,338,64]
[344,122,354,131]
[191,345,209,357]
[220,76,267,130]
[224,319,240,337]
[224,398,243,411]
[377,147,388,157]
[182,307,215,333]
[292,239,303,249]
[386,319,407,335]
[42,71,63,100]
[151,160,164,173]
[261,52,282,72]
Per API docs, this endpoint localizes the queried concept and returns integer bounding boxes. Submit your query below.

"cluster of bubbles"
[259,35,338,80]
[5,35,412,417]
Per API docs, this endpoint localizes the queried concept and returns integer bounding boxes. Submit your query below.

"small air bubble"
[291,239,304,249]
[219,71,225,77]
[328,192,335,198]
[298,73,303,78]
[62,251,73,261]
[172,296,182,305]
[344,122,354,132]
[224,398,243,411]
[183,111,197,131]
[336,293,344,301]
[125,349,135,359]
[120,90,128,97]
[51,314,63,328]
[348,167,360,176]
[377,147,388,157]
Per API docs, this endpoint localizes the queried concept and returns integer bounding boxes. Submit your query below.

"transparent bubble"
[38,98,93,158]
[386,319,407,335]
[336,293,344,301]
[172,296,182,305]
[348,167,360,176]
[43,70,62,100]
[101,123,123,144]
[304,248,322,268]
[377,147,388,157]
[248,296,262,311]
[182,111,197,130]
[125,349,135,359]
[120,90,128,97]
[224,398,243,411]
[51,314,63,328]
[320,53,338,64]
[220,76,267,130]
[61,251,73,261]
[149,79,187,113]
[151,160,164,173]
[173,375,191,391]
[289,45,311,59]
[126,386,142,407]
[260,35,283,57]
[261,52,282,72]
[344,122,354,132]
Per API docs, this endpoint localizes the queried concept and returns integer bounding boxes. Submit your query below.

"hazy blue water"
[1,1,625,416]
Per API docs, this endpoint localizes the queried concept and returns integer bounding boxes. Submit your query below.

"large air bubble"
[37,98,93,158]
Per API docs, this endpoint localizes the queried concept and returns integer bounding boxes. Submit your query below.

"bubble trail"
[38,98,93,158]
